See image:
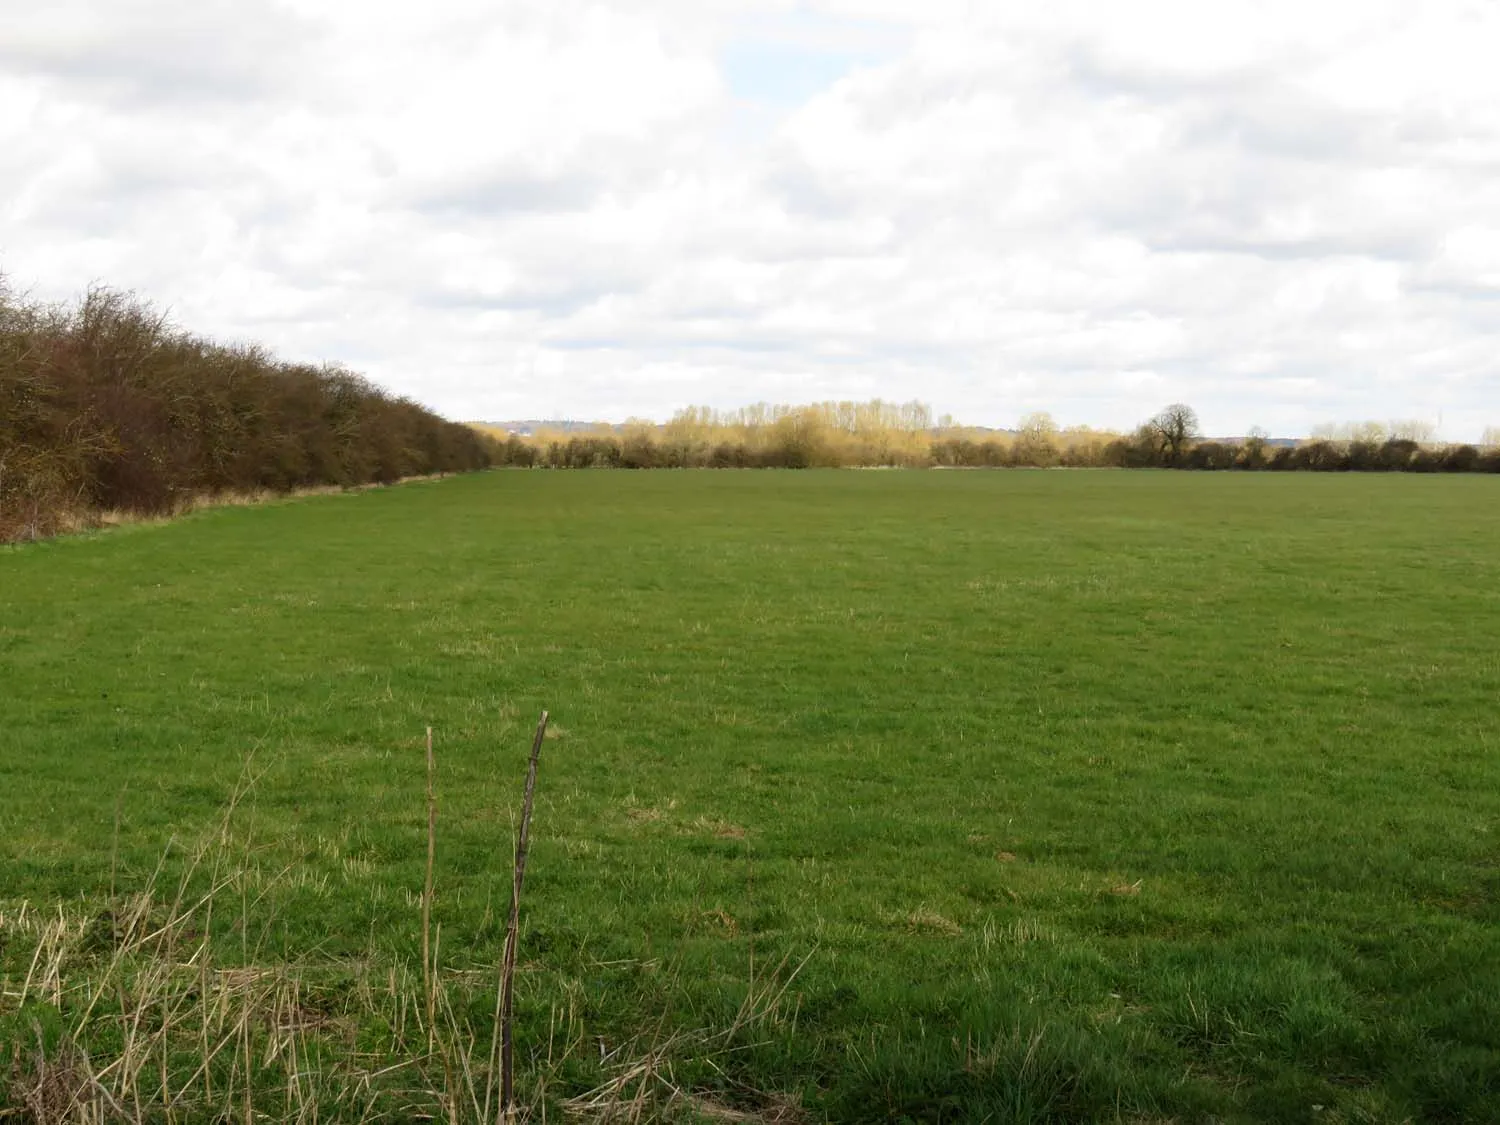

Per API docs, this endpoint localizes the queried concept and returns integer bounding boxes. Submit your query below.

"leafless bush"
[0,280,492,543]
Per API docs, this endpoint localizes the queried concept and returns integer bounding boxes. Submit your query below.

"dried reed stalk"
[423,726,437,1050]
[498,710,549,1123]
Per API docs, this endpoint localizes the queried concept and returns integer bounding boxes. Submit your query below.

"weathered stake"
[423,726,437,1050]
[499,710,549,1124]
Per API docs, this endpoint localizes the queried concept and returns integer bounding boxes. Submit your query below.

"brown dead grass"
[691,817,747,840]
[685,1091,809,1123]
[702,909,739,936]
[905,909,962,937]
[3,473,454,548]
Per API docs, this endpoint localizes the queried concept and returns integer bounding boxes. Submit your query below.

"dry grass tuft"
[905,910,962,937]
[5,1036,112,1125]
[562,951,812,1124]
[702,909,739,936]
[623,798,675,826]
[692,818,747,840]
[686,1091,809,1123]
[1,475,458,548]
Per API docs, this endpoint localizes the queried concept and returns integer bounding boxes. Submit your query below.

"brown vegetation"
[486,403,1124,471]
[0,278,491,543]
[484,403,1500,476]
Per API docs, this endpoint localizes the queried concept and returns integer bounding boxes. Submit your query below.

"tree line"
[1,281,492,543]
[485,402,1500,475]
[8,272,1495,544]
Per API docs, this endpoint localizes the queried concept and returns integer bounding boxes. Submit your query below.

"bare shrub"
[0,279,492,543]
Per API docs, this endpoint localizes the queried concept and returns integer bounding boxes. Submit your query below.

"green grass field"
[2,470,1497,1122]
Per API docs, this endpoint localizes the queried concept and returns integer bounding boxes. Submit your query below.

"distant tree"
[1441,444,1480,473]
[1184,441,1238,470]
[619,421,658,469]
[1059,424,1114,467]
[1389,419,1437,444]
[1481,426,1500,451]
[1376,438,1419,470]
[1013,412,1060,466]
[1106,427,1162,468]
[1146,403,1200,465]
[1292,440,1347,471]
[1240,425,1270,469]
[1346,439,1381,471]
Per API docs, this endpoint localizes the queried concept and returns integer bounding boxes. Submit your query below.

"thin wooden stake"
[423,726,437,1051]
[499,710,548,1124]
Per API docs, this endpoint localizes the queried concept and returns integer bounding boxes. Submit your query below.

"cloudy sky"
[3,1,1498,438]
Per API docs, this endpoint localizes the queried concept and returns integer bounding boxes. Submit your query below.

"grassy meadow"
[2,469,1497,1122]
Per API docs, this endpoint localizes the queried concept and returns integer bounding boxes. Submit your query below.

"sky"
[3,0,1498,440]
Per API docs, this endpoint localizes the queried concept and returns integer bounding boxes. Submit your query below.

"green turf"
[2,470,1498,1122]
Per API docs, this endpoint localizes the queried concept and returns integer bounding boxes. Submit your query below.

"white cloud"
[2,0,1498,439]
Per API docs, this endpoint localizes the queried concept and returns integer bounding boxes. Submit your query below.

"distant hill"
[1224,436,1301,448]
